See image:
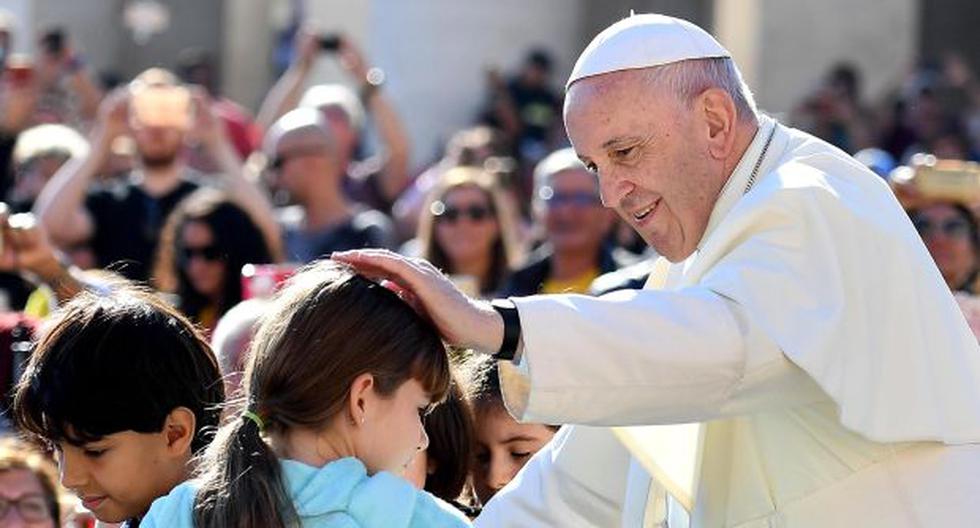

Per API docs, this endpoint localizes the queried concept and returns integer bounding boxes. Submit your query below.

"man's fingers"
[332,250,450,305]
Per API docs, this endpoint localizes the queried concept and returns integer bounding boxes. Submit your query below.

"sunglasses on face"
[180,244,224,263]
[269,146,328,171]
[431,201,495,224]
[912,216,972,240]
[539,187,602,208]
[0,493,52,522]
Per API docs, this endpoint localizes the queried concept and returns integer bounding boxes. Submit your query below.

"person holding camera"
[257,28,411,214]
[33,68,279,282]
[0,204,82,308]
[32,27,103,129]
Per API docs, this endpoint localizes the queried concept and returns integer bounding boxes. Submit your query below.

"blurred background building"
[0,0,973,167]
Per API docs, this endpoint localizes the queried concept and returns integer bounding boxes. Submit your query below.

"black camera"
[319,33,341,52]
[40,27,66,56]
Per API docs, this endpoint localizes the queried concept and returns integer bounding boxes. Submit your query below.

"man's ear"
[347,372,375,427]
[162,407,197,457]
[699,87,738,160]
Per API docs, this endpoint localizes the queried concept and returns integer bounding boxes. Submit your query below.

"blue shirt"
[142,457,470,528]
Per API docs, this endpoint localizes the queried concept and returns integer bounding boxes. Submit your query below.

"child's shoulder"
[409,492,472,528]
[344,470,470,527]
[141,480,199,528]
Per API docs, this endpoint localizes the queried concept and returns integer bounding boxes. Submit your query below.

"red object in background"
[5,56,35,86]
[214,98,261,158]
[241,263,298,300]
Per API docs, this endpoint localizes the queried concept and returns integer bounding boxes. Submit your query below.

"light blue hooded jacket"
[142,457,470,527]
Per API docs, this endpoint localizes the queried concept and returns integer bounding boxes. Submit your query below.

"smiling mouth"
[632,200,660,222]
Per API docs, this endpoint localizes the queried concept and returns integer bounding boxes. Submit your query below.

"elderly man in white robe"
[334,13,980,528]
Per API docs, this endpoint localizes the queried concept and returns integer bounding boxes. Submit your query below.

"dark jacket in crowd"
[499,243,634,297]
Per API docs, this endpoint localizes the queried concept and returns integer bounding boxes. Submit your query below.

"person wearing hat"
[335,13,980,528]
[257,29,411,214]
[892,157,980,295]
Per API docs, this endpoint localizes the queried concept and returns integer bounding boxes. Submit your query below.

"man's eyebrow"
[602,135,643,149]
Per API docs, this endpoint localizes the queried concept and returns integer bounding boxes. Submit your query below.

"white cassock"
[475,115,980,528]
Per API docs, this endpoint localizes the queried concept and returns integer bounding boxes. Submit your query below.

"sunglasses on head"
[912,216,973,240]
[431,201,495,223]
[181,244,224,263]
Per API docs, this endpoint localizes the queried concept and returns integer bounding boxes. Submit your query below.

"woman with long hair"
[155,188,274,333]
[143,261,469,527]
[416,167,523,297]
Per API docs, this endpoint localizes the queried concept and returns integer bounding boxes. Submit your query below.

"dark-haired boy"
[12,285,225,526]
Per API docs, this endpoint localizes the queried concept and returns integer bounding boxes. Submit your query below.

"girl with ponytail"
[143,261,469,527]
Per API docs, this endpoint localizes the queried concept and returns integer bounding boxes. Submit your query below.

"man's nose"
[598,168,635,208]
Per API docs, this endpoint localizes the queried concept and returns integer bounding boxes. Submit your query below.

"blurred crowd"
[0,9,976,527]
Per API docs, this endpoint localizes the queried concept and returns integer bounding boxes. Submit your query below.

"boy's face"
[55,415,193,523]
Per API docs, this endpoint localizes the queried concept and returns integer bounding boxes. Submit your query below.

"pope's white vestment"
[475,116,980,527]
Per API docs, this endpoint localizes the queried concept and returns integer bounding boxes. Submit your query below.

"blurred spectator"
[210,297,268,404]
[910,201,979,293]
[0,206,85,312]
[8,123,88,212]
[176,47,261,164]
[481,48,564,166]
[393,126,515,239]
[257,30,411,213]
[405,379,478,517]
[791,62,873,153]
[0,16,36,200]
[0,437,62,527]
[154,189,274,333]
[500,148,623,296]
[0,123,87,310]
[460,354,556,506]
[34,68,277,281]
[31,27,103,128]
[265,107,395,262]
[892,159,980,294]
[415,167,524,297]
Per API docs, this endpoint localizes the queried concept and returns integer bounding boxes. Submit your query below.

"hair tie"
[242,410,266,432]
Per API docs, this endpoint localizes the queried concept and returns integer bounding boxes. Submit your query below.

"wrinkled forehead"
[564,70,683,151]
[565,70,650,115]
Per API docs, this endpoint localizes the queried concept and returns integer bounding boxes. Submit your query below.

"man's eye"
[613,146,636,158]
[511,451,532,460]
[83,448,106,458]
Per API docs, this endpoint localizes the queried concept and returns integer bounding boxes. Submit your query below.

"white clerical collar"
[696,114,777,251]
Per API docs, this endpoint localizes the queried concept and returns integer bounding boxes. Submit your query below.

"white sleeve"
[499,287,828,426]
